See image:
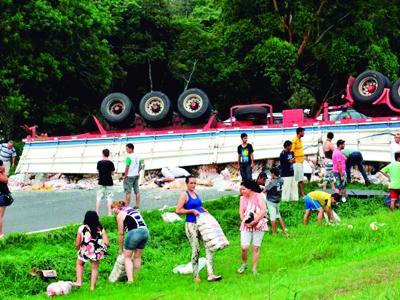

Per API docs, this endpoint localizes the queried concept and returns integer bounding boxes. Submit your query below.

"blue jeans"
[240,164,252,181]
[346,152,369,183]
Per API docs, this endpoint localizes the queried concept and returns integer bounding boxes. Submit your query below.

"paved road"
[3,188,236,234]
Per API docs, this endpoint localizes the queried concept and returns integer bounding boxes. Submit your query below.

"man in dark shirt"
[279,140,298,201]
[96,149,115,216]
[237,133,254,181]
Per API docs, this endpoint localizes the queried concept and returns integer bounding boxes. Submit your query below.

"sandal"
[207,275,222,282]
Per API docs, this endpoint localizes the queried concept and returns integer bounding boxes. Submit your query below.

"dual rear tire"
[100,88,212,127]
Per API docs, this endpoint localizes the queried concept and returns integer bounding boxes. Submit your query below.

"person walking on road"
[390,133,400,163]
[96,149,115,216]
[112,200,149,283]
[123,143,141,208]
[332,140,347,201]
[237,133,254,181]
[322,132,336,191]
[342,148,370,185]
[291,127,305,197]
[176,176,222,282]
[0,141,17,175]
[280,140,298,201]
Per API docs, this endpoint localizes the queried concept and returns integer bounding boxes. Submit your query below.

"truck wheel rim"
[183,94,203,112]
[109,99,125,116]
[358,77,378,96]
[145,97,164,116]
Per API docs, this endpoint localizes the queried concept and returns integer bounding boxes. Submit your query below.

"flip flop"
[207,275,222,282]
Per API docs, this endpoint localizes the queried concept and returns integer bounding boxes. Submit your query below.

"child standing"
[75,211,109,290]
[264,167,288,236]
[380,152,400,211]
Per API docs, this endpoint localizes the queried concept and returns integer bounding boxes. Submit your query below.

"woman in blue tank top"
[176,176,221,282]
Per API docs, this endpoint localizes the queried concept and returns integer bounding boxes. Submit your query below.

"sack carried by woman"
[197,213,229,251]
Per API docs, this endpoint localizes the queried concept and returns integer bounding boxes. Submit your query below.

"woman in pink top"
[238,180,268,275]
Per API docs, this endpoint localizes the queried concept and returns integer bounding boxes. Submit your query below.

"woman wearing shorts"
[112,200,149,283]
[238,180,268,275]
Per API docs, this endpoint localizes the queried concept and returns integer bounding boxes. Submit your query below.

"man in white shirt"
[123,143,141,208]
[390,133,400,162]
[0,141,17,175]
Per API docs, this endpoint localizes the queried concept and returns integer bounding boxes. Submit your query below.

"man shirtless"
[322,132,335,190]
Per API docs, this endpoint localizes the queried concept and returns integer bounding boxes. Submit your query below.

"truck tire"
[390,78,400,108]
[234,106,268,121]
[100,93,134,125]
[177,88,211,121]
[350,70,386,104]
[139,91,172,123]
[383,75,391,88]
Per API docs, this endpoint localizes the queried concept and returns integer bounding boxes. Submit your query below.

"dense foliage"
[1,0,400,138]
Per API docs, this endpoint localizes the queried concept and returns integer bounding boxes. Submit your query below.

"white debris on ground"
[8,158,389,193]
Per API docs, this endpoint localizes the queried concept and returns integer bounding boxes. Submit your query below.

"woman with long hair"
[238,179,268,275]
[75,211,109,290]
[111,200,149,283]
[176,176,221,283]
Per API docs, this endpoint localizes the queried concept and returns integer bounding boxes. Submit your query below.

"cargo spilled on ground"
[0,182,399,300]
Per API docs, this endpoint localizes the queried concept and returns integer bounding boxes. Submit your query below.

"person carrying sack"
[0,160,13,240]
[176,176,222,283]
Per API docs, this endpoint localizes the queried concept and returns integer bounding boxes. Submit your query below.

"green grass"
[1,184,399,300]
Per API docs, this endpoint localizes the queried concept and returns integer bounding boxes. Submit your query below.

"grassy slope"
[1,183,400,300]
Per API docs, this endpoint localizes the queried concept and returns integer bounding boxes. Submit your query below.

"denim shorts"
[124,227,149,250]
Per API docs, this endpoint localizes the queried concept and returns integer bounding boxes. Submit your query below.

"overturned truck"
[17,71,400,174]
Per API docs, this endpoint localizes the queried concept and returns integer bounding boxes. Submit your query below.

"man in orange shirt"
[291,127,305,197]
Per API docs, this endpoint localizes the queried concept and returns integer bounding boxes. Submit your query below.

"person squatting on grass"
[238,180,268,275]
[0,160,12,239]
[96,149,115,216]
[264,167,288,236]
[176,176,222,283]
[303,191,342,225]
[112,200,149,283]
[75,211,109,290]
[380,152,400,211]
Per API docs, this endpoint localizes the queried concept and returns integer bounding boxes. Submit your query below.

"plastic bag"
[173,258,206,274]
[46,281,73,297]
[109,254,127,283]
[161,212,182,223]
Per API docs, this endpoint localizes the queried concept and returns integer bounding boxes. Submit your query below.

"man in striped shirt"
[0,141,17,175]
